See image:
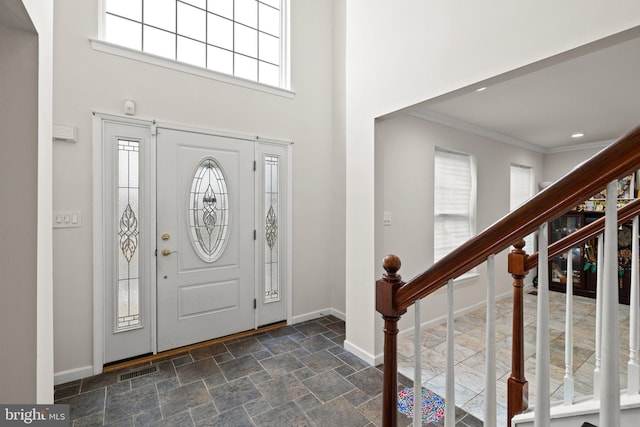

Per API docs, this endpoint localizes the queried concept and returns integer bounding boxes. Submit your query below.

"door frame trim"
[92,113,293,374]
[92,113,157,373]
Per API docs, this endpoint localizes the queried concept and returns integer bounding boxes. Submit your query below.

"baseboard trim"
[343,339,382,366]
[54,365,94,386]
[397,286,515,340]
[55,308,346,386]
[290,307,345,325]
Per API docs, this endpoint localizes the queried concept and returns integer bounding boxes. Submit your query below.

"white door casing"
[94,115,290,368]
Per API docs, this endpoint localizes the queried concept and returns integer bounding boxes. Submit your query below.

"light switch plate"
[53,211,82,228]
[383,211,392,226]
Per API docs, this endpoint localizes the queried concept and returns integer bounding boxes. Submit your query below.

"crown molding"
[409,109,613,155]
[410,109,546,153]
[544,139,612,154]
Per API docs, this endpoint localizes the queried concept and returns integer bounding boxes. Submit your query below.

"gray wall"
[376,114,544,330]
[543,145,607,184]
[0,23,38,403]
[52,0,341,379]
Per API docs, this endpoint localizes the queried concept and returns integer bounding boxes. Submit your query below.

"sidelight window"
[264,155,280,302]
[117,139,142,330]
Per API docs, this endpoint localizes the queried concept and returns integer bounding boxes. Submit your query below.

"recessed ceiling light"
[571,133,585,138]
[475,87,487,92]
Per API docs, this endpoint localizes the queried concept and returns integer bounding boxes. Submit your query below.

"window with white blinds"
[510,164,535,252]
[434,148,477,263]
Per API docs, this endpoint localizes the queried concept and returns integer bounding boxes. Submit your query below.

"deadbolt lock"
[161,233,170,241]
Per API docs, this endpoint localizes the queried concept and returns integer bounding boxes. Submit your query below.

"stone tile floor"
[398,289,631,425]
[55,316,482,426]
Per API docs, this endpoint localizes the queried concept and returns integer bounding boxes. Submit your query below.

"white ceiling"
[405,27,640,151]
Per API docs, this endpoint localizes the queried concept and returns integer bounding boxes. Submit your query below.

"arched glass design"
[189,158,230,262]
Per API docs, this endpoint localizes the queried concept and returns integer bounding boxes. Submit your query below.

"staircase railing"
[524,197,640,271]
[376,125,640,427]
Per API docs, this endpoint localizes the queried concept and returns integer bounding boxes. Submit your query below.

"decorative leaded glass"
[117,139,141,330]
[189,158,229,262]
[264,155,280,302]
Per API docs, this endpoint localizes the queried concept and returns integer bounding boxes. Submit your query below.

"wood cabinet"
[548,211,632,305]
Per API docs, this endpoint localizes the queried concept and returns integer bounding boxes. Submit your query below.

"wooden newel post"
[507,240,529,424]
[376,254,407,427]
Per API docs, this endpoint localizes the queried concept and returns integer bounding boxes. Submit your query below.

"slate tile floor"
[397,290,631,425]
[55,316,482,426]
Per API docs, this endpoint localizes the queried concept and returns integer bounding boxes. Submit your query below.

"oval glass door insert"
[189,157,230,262]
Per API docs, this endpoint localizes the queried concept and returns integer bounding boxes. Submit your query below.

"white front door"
[97,117,289,366]
[156,128,255,351]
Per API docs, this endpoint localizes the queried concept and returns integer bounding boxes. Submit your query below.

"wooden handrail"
[377,124,640,427]
[524,198,640,271]
[392,125,640,312]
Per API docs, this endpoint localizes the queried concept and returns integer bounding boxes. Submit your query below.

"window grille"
[103,0,287,88]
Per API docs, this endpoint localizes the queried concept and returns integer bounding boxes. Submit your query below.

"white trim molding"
[89,38,295,99]
[411,109,614,155]
[54,365,95,386]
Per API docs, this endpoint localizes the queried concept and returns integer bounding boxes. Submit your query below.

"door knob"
[161,249,176,256]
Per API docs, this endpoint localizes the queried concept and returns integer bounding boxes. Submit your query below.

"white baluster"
[628,215,640,395]
[599,180,620,426]
[413,300,422,427]
[564,250,574,404]
[594,233,603,398]
[535,222,551,426]
[484,255,497,426]
[445,279,455,427]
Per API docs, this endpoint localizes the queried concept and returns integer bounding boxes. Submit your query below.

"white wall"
[543,145,608,184]
[0,0,54,403]
[345,0,640,362]
[331,1,346,315]
[25,0,55,403]
[0,20,38,404]
[376,114,543,331]
[52,0,338,379]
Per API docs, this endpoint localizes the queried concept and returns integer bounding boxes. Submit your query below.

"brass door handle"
[161,249,176,256]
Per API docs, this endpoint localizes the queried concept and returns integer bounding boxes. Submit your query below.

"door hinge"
[253,160,256,171]
[150,121,157,136]
[254,230,257,240]
[154,249,157,256]
[254,299,257,309]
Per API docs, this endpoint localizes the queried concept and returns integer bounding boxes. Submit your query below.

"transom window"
[103,0,286,88]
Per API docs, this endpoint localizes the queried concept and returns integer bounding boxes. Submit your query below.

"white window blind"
[510,164,535,252]
[434,148,477,263]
